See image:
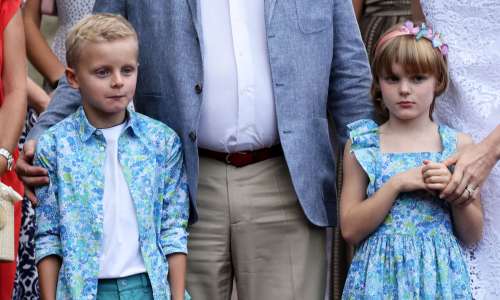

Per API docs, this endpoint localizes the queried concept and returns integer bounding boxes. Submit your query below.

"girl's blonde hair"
[66,13,138,69]
[371,23,449,122]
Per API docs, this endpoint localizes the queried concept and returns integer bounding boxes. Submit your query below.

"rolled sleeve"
[34,133,63,264]
[160,134,190,255]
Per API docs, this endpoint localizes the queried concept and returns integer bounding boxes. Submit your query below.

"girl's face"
[379,63,437,122]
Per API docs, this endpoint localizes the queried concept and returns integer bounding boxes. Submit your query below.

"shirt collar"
[76,106,141,142]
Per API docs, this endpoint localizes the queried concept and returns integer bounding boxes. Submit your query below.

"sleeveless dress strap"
[347,119,380,193]
[438,124,458,161]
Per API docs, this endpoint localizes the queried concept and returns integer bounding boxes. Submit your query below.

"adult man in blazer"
[20,0,373,299]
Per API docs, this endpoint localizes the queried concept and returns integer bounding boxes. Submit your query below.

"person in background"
[352,0,412,63]
[413,1,500,297]
[22,0,95,90]
[0,0,27,299]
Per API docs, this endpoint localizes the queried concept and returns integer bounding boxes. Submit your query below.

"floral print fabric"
[34,107,190,300]
[342,119,471,299]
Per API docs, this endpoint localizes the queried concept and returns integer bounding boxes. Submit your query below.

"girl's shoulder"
[436,124,472,154]
[347,119,380,151]
[456,131,474,151]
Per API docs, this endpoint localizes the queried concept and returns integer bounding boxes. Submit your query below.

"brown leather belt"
[198,144,283,168]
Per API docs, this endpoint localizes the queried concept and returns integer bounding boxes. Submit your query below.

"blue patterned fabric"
[34,107,190,300]
[342,119,472,299]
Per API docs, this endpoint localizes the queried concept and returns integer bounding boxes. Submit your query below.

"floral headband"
[375,21,448,57]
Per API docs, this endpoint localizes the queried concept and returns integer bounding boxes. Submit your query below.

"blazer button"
[189,131,197,142]
[195,83,203,94]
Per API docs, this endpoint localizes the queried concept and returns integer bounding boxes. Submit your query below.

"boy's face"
[67,37,138,128]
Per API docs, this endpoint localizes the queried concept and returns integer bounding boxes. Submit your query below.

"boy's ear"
[65,68,80,89]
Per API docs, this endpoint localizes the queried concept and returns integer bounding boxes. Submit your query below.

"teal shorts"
[96,273,154,300]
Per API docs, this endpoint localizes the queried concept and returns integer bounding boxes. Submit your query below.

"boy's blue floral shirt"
[34,106,190,300]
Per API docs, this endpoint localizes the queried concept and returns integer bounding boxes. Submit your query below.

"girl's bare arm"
[340,140,426,245]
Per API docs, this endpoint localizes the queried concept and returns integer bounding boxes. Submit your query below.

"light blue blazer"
[29,0,374,227]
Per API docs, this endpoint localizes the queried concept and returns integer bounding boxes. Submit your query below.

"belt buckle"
[225,151,250,167]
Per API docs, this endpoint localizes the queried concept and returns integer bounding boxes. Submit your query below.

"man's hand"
[16,139,49,205]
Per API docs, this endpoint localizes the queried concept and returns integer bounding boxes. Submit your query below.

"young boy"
[34,14,190,300]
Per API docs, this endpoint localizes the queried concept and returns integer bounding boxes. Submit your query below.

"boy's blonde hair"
[66,13,138,68]
[371,23,449,122]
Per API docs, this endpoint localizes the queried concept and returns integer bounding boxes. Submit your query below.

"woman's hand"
[441,127,500,204]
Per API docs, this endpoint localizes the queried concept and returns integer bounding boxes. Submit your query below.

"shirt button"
[189,131,197,142]
[194,83,203,94]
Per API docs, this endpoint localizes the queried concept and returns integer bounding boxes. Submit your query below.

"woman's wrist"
[485,125,500,160]
[483,135,500,162]
[0,157,7,176]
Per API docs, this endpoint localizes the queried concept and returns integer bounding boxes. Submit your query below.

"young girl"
[341,21,483,299]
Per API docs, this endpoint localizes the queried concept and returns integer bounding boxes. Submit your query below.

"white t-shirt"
[98,123,146,278]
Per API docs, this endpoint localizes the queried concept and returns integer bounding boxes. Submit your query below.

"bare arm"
[22,0,65,86]
[352,0,364,22]
[27,77,50,114]
[0,11,27,176]
[167,253,187,300]
[449,134,483,245]
[340,141,427,245]
[37,255,62,300]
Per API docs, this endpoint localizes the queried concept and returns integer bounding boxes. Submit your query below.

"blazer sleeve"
[93,0,127,16]
[327,0,374,147]
[26,75,81,141]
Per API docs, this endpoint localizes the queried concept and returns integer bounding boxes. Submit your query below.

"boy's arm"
[34,133,63,297]
[167,253,187,300]
[159,133,190,297]
[37,255,62,300]
[160,133,189,255]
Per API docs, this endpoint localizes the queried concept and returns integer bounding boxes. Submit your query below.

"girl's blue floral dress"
[342,119,472,299]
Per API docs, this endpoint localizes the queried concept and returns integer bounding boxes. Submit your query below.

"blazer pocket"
[295,0,333,34]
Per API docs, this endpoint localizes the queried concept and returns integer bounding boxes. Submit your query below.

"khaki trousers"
[186,156,326,300]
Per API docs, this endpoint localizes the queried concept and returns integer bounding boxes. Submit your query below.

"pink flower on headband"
[375,21,449,57]
[402,21,420,35]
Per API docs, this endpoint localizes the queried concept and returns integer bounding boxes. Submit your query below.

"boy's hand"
[422,160,452,191]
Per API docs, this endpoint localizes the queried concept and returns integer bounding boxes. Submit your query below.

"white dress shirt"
[198,0,278,153]
[98,123,146,278]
